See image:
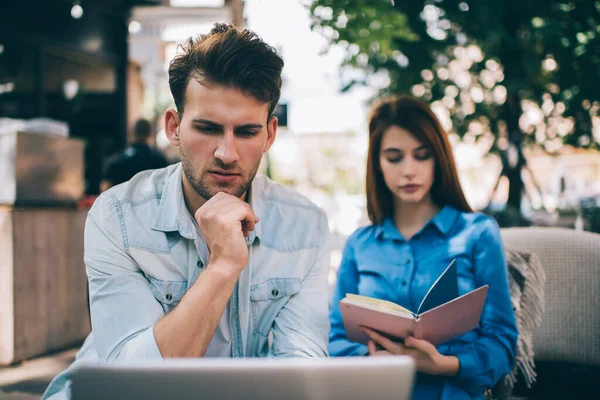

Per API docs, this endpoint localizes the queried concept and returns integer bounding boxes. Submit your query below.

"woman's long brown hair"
[366,96,472,225]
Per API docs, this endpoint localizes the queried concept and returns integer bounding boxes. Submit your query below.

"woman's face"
[379,125,436,207]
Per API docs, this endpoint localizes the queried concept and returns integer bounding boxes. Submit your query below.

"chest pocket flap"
[147,275,188,306]
[250,278,301,301]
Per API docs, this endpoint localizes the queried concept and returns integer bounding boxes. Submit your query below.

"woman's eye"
[415,151,432,161]
[386,157,402,163]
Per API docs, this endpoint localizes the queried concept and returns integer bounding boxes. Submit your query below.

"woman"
[329,96,518,399]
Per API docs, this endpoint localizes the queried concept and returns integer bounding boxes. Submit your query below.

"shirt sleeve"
[269,210,331,358]
[84,194,164,361]
[443,217,518,395]
[328,232,369,357]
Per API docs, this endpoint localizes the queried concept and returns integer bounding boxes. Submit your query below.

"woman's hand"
[361,327,459,376]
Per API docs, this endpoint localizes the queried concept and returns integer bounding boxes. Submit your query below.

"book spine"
[412,317,422,339]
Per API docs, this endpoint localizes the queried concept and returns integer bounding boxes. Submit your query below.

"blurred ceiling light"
[470,86,485,103]
[394,52,409,68]
[335,14,348,29]
[444,85,459,98]
[459,2,469,12]
[421,69,434,81]
[422,5,441,21]
[456,32,468,45]
[427,27,448,41]
[525,107,544,125]
[454,71,472,88]
[578,135,591,147]
[485,59,499,71]
[63,80,80,100]
[0,82,15,94]
[129,20,142,34]
[480,70,495,88]
[0,44,4,54]
[411,84,426,97]
[466,45,484,62]
[442,95,456,109]
[437,68,450,80]
[543,57,558,71]
[461,101,475,116]
[71,1,83,19]
[431,101,452,131]
[170,0,225,7]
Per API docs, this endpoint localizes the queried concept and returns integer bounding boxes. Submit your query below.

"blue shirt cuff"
[118,326,163,359]
[454,349,477,380]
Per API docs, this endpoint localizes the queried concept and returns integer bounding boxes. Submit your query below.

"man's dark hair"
[133,118,152,139]
[168,23,284,118]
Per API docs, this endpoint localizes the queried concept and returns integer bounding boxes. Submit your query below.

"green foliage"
[310,0,600,152]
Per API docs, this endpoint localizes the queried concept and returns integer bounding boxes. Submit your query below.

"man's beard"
[180,145,260,201]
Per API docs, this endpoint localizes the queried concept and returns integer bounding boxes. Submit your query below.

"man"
[43,23,330,400]
[100,118,168,192]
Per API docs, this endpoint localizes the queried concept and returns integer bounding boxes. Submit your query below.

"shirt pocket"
[249,278,301,337]
[147,275,188,314]
[355,261,401,300]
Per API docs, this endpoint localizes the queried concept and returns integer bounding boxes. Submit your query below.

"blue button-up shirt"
[329,206,518,399]
[43,163,330,400]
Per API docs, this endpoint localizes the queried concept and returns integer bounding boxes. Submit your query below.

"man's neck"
[182,171,208,217]
[393,196,440,240]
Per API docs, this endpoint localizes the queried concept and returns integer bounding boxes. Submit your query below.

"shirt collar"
[429,205,459,236]
[374,205,459,240]
[152,163,262,245]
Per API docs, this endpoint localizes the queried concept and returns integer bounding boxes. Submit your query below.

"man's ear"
[263,116,278,153]
[164,108,181,147]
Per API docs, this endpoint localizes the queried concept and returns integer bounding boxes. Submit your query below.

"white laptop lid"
[71,356,415,400]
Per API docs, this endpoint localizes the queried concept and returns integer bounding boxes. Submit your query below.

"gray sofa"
[500,227,600,398]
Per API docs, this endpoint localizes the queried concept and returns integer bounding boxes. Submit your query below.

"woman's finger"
[368,340,377,355]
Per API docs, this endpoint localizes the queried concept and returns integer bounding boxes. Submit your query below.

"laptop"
[71,356,415,400]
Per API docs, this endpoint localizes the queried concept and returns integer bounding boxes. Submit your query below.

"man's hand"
[195,192,259,274]
[362,327,459,376]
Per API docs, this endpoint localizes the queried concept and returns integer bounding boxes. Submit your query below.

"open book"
[340,260,488,346]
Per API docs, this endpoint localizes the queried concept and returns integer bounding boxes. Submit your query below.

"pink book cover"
[340,302,416,345]
[340,285,488,346]
[414,285,488,345]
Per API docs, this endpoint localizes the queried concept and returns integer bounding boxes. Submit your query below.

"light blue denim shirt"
[329,206,518,400]
[43,163,330,400]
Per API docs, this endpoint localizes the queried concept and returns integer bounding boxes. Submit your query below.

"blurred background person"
[100,118,168,192]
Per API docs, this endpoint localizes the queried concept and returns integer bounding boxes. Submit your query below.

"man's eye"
[237,131,258,137]
[197,127,219,133]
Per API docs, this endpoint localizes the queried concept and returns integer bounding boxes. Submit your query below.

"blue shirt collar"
[375,205,459,240]
[152,163,262,245]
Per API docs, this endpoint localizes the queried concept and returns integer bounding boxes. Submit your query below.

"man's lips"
[208,170,241,183]
[209,170,240,176]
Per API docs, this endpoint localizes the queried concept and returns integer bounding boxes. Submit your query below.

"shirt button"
[271,289,279,297]
[166,293,173,301]
[401,280,407,286]
[197,260,204,268]
[405,259,410,264]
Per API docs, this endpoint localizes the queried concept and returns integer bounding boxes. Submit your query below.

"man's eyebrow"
[236,123,263,130]
[192,119,221,127]
[192,119,263,130]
